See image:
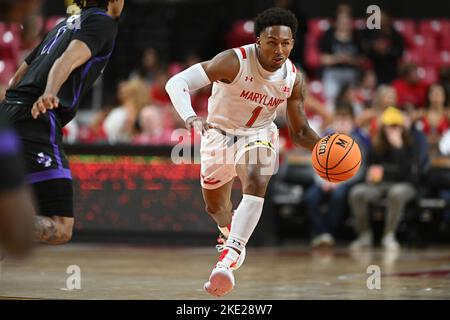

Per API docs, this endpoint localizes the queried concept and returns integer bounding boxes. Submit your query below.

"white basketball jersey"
[207,44,298,135]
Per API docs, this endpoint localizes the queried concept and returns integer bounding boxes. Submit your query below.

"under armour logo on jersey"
[280,86,290,93]
[37,152,52,168]
[245,76,253,82]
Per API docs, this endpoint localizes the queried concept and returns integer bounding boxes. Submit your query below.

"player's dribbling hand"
[185,116,211,135]
[31,93,60,119]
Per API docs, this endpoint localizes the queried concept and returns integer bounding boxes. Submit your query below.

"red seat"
[422,50,441,67]
[439,50,450,67]
[412,34,437,50]
[307,18,331,37]
[308,80,325,100]
[401,49,422,64]
[225,20,255,49]
[0,26,21,64]
[45,16,66,33]
[441,31,450,50]
[305,46,321,71]
[419,20,443,37]
[0,59,15,85]
[393,19,416,48]
[418,66,438,85]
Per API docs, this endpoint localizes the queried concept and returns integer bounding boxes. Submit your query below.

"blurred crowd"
[1,1,450,248]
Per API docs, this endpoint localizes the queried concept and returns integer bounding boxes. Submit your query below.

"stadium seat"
[401,49,422,64]
[308,80,325,101]
[417,66,439,85]
[45,16,66,33]
[0,26,21,64]
[441,31,450,50]
[393,19,416,48]
[0,59,15,86]
[225,20,254,49]
[307,18,331,38]
[418,19,444,39]
[439,50,450,67]
[305,46,321,71]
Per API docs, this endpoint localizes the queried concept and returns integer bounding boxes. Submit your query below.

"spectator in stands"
[361,10,404,84]
[355,84,397,136]
[413,83,450,150]
[349,107,426,251]
[335,82,363,116]
[129,47,161,85]
[77,107,112,144]
[103,78,149,144]
[149,68,171,106]
[355,69,377,109]
[392,62,428,109]
[133,105,174,145]
[304,103,370,248]
[319,6,365,105]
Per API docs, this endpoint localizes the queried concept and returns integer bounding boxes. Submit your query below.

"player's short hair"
[73,0,110,10]
[254,7,298,38]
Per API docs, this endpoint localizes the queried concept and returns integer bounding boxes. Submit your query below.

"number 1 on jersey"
[245,106,263,128]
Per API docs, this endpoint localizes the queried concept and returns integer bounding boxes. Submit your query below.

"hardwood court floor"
[0,244,449,299]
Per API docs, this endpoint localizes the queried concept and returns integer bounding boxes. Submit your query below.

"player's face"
[108,0,125,18]
[256,25,294,72]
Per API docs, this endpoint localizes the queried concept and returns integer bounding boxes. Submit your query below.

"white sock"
[225,194,264,253]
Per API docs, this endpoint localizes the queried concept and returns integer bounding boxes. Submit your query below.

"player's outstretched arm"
[286,72,321,151]
[31,40,93,119]
[165,49,239,134]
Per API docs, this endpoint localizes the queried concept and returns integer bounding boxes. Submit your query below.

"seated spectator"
[133,105,174,145]
[149,68,172,107]
[355,69,377,109]
[413,83,450,149]
[349,107,427,251]
[335,82,363,116]
[129,47,161,85]
[392,63,428,109]
[303,104,370,248]
[103,78,149,144]
[319,8,365,104]
[361,10,404,84]
[355,84,397,136]
[77,107,112,144]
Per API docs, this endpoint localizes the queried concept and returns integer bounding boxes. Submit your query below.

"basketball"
[311,133,362,183]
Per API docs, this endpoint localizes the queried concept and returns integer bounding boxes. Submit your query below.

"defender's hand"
[185,116,211,135]
[31,93,59,119]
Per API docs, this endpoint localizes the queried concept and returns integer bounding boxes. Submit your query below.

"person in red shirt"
[392,63,428,109]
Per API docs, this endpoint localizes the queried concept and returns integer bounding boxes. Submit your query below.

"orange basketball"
[311,133,362,183]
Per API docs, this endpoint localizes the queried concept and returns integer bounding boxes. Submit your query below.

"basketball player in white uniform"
[166,8,320,297]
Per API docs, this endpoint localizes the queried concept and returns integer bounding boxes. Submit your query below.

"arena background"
[1,0,448,247]
[1,0,450,301]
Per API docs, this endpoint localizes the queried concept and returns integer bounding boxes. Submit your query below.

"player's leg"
[34,216,74,245]
[205,145,275,297]
[202,179,234,232]
[226,149,273,255]
[32,179,74,245]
